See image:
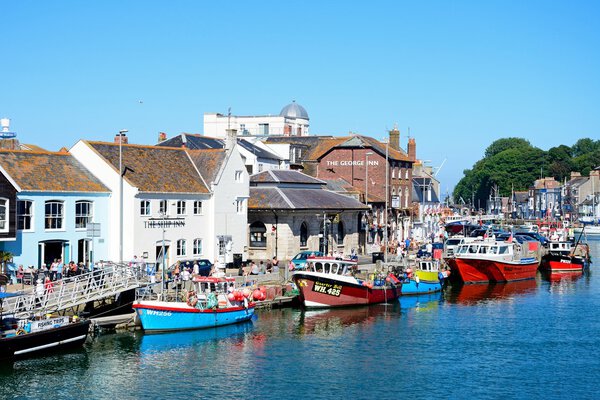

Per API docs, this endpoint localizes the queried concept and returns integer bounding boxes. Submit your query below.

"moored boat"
[0,297,90,362]
[446,238,539,284]
[133,276,255,333]
[541,241,590,275]
[400,259,443,295]
[292,256,400,308]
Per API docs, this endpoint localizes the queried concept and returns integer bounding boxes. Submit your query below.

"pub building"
[298,128,416,252]
[70,131,249,270]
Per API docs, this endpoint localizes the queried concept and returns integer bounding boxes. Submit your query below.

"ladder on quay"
[3,263,151,319]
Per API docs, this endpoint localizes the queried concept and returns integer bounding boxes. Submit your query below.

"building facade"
[0,150,110,268]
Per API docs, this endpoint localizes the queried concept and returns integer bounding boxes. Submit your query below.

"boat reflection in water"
[296,304,396,336]
[139,321,254,355]
[541,270,584,283]
[445,279,538,305]
[398,292,442,310]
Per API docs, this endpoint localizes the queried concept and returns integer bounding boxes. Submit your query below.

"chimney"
[407,138,416,162]
[389,127,400,151]
[158,132,167,143]
[115,133,128,145]
[225,129,237,149]
[570,171,581,179]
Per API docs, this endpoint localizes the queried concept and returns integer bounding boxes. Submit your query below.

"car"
[291,251,324,269]
[515,231,549,247]
[175,259,213,276]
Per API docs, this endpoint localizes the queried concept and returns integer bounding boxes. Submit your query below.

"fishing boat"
[540,240,590,276]
[1,293,90,362]
[400,259,443,295]
[573,225,600,235]
[446,238,540,284]
[133,276,255,333]
[292,256,400,308]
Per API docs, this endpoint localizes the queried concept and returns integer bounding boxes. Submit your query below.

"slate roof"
[0,149,109,192]
[187,149,226,184]
[412,177,440,203]
[158,134,280,160]
[248,187,368,211]
[250,169,326,185]
[85,141,209,194]
[306,135,410,162]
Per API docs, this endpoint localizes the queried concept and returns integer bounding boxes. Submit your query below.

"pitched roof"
[0,149,109,192]
[159,134,281,160]
[249,187,368,211]
[305,135,411,162]
[250,169,326,185]
[85,141,209,194]
[187,149,226,184]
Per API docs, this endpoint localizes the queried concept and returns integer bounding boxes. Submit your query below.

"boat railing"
[4,262,151,319]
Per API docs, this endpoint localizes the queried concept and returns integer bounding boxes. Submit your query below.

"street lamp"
[383,139,389,263]
[118,129,128,264]
[365,151,373,254]
[159,211,167,299]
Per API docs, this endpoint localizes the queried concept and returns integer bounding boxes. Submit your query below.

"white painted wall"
[204,113,309,138]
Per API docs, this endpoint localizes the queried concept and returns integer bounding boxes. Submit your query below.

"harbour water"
[2,239,600,399]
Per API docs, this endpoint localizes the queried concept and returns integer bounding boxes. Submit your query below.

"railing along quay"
[3,263,149,319]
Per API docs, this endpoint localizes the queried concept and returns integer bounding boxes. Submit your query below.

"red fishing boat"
[540,241,590,277]
[446,239,539,284]
[292,257,400,308]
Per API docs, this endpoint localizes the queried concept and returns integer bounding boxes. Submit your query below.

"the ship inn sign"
[144,218,186,229]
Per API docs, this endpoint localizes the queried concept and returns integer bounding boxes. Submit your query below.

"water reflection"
[445,279,538,305]
[295,304,398,336]
[540,269,584,283]
[398,292,442,310]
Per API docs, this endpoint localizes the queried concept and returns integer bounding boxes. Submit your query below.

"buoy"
[366,281,373,289]
[243,288,251,298]
[253,289,262,300]
[227,293,235,301]
[259,286,266,294]
[386,277,391,282]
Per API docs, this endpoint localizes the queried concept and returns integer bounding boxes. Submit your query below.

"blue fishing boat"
[133,277,255,333]
[400,259,443,295]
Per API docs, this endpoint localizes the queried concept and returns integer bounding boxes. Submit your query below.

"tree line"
[453,138,600,207]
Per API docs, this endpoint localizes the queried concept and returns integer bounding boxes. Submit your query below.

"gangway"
[3,263,151,319]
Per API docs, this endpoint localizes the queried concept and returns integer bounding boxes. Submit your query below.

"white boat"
[573,225,600,236]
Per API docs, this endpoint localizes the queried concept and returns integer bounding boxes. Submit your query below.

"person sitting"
[250,261,259,275]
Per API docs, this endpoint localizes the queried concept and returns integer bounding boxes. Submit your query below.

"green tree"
[484,138,531,158]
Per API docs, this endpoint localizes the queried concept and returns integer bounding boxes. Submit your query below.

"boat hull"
[0,320,90,362]
[133,301,255,332]
[447,257,538,284]
[541,254,586,273]
[292,272,400,308]
[401,279,442,295]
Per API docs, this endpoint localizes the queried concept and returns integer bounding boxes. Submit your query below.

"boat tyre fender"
[186,291,198,307]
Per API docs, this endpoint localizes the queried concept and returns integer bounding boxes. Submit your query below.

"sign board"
[391,196,400,208]
[86,223,101,238]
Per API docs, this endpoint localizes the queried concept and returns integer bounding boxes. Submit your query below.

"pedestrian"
[57,259,64,281]
[50,259,58,281]
[272,257,279,274]
[193,261,199,276]
[250,261,259,275]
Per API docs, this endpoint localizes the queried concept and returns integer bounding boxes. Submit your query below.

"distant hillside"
[453,138,600,207]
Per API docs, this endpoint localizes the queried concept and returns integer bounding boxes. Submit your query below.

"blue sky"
[2,1,599,192]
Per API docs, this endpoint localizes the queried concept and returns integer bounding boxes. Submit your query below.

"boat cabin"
[547,242,573,255]
[455,242,514,260]
[305,258,357,276]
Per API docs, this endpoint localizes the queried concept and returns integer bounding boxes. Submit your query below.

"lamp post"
[383,140,389,263]
[159,211,167,299]
[365,151,373,255]
[118,129,128,264]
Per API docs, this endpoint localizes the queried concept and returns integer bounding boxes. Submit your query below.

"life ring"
[187,297,198,308]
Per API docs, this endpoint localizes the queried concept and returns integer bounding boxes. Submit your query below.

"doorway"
[40,240,67,267]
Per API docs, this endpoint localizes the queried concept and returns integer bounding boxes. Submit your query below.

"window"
[75,200,93,229]
[235,170,243,182]
[236,199,244,214]
[193,239,202,255]
[300,222,308,247]
[177,239,186,256]
[392,165,396,179]
[250,221,267,247]
[337,221,345,243]
[404,187,409,208]
[258,123,269,135]
[258,163,264,172]
[0,199,8,232]
[159,200,168,215]
[240,123,247,135]
[17,200,33,231]
[405,169,409,179]
[193,201,203,215]
[140,200,150,216]
[45,200,64,230]
[177,200,186,215]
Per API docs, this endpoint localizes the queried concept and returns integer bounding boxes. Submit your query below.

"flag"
[506,233,513,243]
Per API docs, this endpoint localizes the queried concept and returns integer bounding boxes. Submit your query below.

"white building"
[70,133,249,269]
[204,101,310,138]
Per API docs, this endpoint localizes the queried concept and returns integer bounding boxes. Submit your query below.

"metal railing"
[3,263,150,319]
